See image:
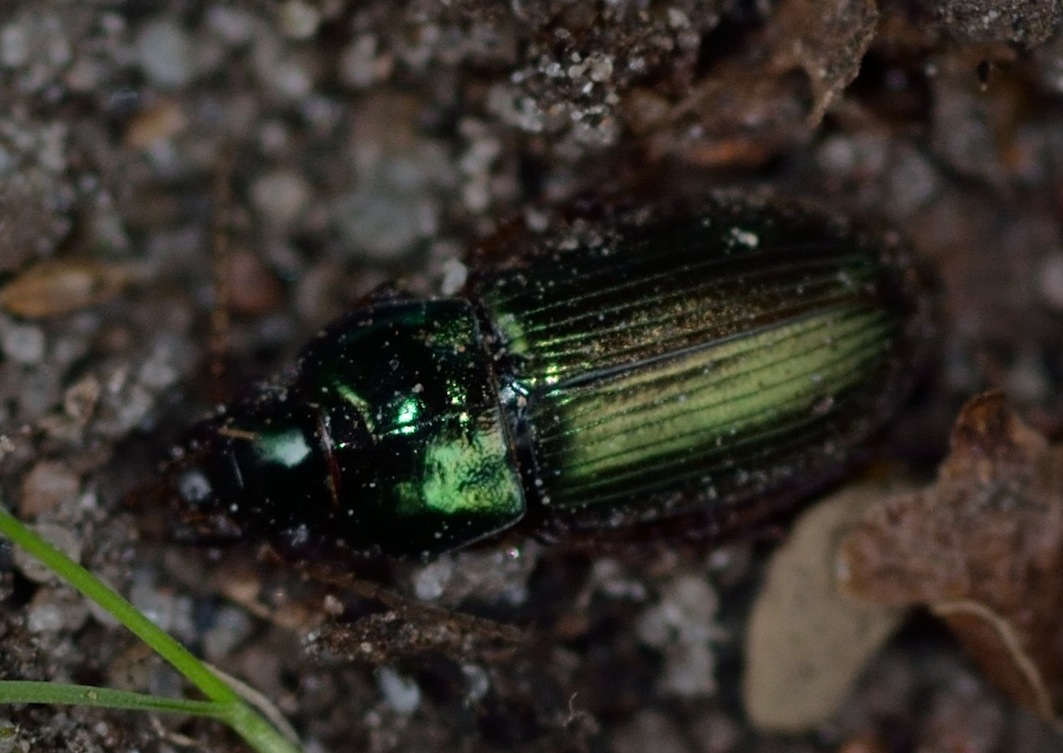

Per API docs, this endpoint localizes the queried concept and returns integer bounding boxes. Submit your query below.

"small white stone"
[462,664,490,704]
[12,524,82,584]
[339,35,388,88]
[587,54,613,82]
[206,6,257,45]
[439,258,468,296]
[667,8,692,29]
[136,19,194,87]
[253,35,315,99]
[26,602,64,633]
[252,169,311,226]
[279,0,320,40]
[202,605,255,661]
[377,666,421,714]
[0,22,29,67]
[138,346,179,391]
[0,320,44,364]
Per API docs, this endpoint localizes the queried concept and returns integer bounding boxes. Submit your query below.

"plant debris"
[839,392,1063,722]
[744,479,909,732]
[2,1,1063,750]
[0,258,137,318]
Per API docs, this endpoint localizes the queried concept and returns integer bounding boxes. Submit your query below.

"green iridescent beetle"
[170,194,935,559]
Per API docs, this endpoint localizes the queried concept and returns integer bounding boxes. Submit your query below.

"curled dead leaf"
[744,479,910,732]
[0,258,139,318]
[638,1,880,163]
[838,391,1063,722]
[770,0,879,124]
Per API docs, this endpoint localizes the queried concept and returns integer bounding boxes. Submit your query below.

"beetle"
[169,193,935,560]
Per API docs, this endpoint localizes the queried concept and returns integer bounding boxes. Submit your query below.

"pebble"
[137,340,182,391]
[251,169,311,226]
[407,544,536,609]
[0,15,70,75]
[0,318,44,364]
[279,0,320,40]
[439,257,468,296]
[136,19,194,88]
[202,605,255,662]
[333,181,438,260]
[205,5,257,45]
[377,666,421,714]
[25,600,65,633]
[461,664,490,704]
[26,587,89,634]
[412,557,454,601]
[122,381,156,427]
[0,720,25,753]
[253,36,314,100]
[128,571,196,642]
[332,141,453,260]
[11,523,82,583]
[635,574,722,697]
[19,460,80,517]
[0,22,29,68]
[339,35,391,88]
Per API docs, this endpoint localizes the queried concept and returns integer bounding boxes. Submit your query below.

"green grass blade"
[0,505,304,753]
[0,681,228,718]
[0,506,235,704]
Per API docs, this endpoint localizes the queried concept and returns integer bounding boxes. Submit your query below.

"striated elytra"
[170,194,936,560]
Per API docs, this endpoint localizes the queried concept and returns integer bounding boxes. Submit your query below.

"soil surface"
[1,2,1063,752]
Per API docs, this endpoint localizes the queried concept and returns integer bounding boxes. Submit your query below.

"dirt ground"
[2,1,1063,752]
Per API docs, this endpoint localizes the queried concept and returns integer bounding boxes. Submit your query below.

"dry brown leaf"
[744,479,909,732]
[770,0,879,124]
[838,391,1063,722]
[0,258,137,318]
[641,3,879,163]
